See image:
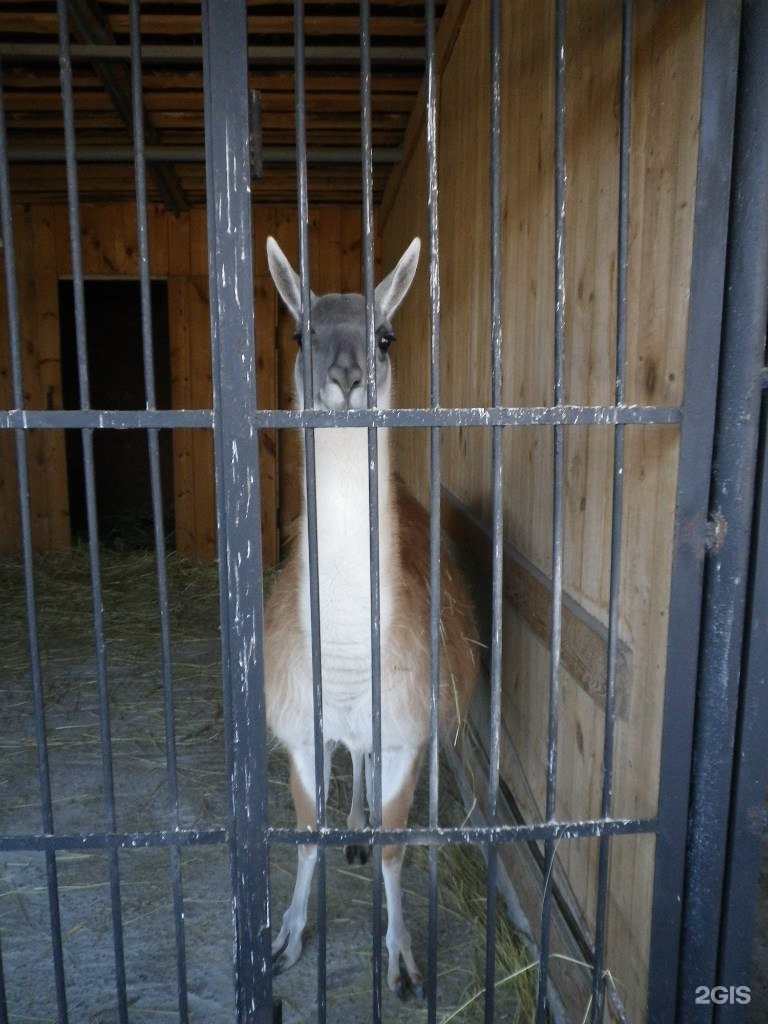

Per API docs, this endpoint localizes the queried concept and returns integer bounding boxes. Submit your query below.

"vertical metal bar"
[678,0,768,1015]
[0,935,7,1024]
[201,2,271,1021]
[590,3,632,1019]
[537,1,566,1019]
[201,13,239,1022]
[0,63,69,1024]
[424,0,442,1019]
[359,3,384,1021]
[55,4,129,1019]
[647,1,742,1018]
[713,10,768,1017]
[292,4,327,1020]
[717,394,768,1024]
[485,0,503,1021]
[127,2,189,1019]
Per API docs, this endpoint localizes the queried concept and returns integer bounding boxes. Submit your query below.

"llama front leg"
[381,746,425,1000]
[345,749,371,865]
[272,742,332,975]
[382,847,424,999]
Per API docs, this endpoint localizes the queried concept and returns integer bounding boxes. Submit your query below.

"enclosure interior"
[0,1,709,1023]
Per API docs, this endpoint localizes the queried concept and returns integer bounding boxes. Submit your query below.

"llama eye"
[377,333,395,353]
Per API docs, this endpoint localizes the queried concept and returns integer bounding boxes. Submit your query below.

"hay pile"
[0,549,536,1023]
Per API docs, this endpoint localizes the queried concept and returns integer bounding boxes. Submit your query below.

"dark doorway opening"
[59,279,174,550]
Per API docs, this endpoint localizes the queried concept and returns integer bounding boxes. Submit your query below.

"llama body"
[269,425,398,753]
[263,236,477,998]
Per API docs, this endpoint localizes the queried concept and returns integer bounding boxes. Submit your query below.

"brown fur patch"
[263,478,479,752]
[382,746,424,863]
[392,481,479,735]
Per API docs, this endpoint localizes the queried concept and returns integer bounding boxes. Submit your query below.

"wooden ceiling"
[0,1,442,209]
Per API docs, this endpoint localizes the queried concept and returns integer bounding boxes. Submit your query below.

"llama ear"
[375,237,421,320]
[266,236,308,321]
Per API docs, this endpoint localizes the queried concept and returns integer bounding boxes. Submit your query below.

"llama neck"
[304,426,395,567]
[298,427,397,636]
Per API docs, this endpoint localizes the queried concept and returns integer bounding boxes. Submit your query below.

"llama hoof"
[344,843,370,865]
[271,930,302,977]
[392,956,424,1001]
[271,947,296,977]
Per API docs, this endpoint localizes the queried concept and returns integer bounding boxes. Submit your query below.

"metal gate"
[0,1,766,1023]
[670,1,768,1018]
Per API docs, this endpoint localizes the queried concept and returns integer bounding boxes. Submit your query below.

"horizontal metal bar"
[2,405,682,435]
[266,816,656,847]
[0,817,653,854]
[0,409,213,429]
[0,43,425,65]
[7,145,403,166]
[260,404,681,429]
[251,403,681,428]
[0,827,227,853]
[0,404,681,431]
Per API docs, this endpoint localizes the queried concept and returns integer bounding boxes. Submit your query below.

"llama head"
[266,236,420,411]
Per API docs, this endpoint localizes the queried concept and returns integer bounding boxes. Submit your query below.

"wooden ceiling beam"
[0,2,440,207]
[7,145,402,166]
[0,42,426,66]
[63,0,190,213]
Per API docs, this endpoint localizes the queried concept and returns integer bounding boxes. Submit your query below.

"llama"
[263,236,478,999]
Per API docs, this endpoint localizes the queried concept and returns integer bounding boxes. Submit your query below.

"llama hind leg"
[381,746,425,999]
[344,749,371,865]
[272,742,331,974]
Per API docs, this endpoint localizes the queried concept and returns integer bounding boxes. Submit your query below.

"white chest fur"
[296,427,396,745]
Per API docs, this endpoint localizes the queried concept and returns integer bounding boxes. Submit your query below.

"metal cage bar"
[0,816,652,854]
[590,1,633,1018]
[294,0,320,994]
[424,0,443,1017]
[718,382,768,1020]
[0,61,70,1024]
[359,2,386,1017]
[0,935,7,1024]
[292,2,329,1019]
[648,0,743,1018]
[678,0,768,1015]
[0,829,228,853]
[484,0,504,1019]
[55,2,130,1017]
[127,0,190,1017]
[201,2,271,1021]
[0,403,680,431]
[537,1,567,1018]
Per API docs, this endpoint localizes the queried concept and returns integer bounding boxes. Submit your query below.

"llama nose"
[328,362,363,397]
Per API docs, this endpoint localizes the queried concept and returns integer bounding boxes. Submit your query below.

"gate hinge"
[249,89,263,181]
[705,510,728,553]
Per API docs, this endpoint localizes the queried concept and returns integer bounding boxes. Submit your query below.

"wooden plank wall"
[0,205,70,553]
[379,0,705,1020]
[0,202,369,563]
